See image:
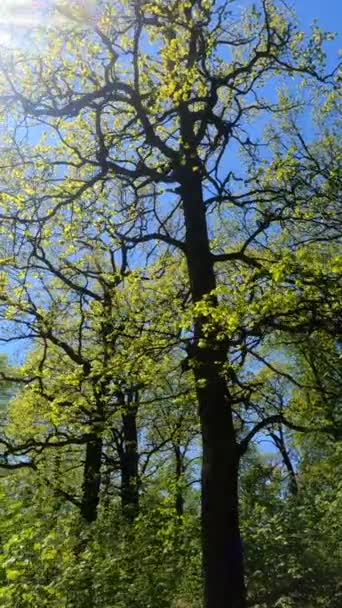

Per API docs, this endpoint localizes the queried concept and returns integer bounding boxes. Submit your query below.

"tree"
[0,222,192,523]
[0,1,340,607]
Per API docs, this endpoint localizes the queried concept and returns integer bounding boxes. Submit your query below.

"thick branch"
[239,414,342,455]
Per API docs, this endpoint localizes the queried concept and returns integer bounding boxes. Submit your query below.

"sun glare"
[0,1,47,46]
[0,1,46,26]
[0,1,98,46]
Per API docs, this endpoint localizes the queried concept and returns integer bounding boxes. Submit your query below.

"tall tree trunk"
[80,433,102,523]
[120,391,139,521]
[75,435,102,607]
[174,443,184,519]
[180,167,246,608]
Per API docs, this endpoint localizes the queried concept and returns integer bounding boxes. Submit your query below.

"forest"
[0,1,341,607]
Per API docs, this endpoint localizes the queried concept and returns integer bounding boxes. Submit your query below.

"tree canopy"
[0,2,341,608]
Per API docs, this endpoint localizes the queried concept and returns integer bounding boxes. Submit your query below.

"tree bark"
[80,433,102,523]
[174,443,184,519]
[180,167,246,608]
[120,392,139,521]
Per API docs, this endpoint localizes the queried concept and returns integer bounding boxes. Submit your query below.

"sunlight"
[0,1,50,46]
[0,1,46,27]
[0,1,98,46]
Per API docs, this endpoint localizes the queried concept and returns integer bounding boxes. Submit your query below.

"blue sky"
[296,0,342,30]
[295,0,341,61]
